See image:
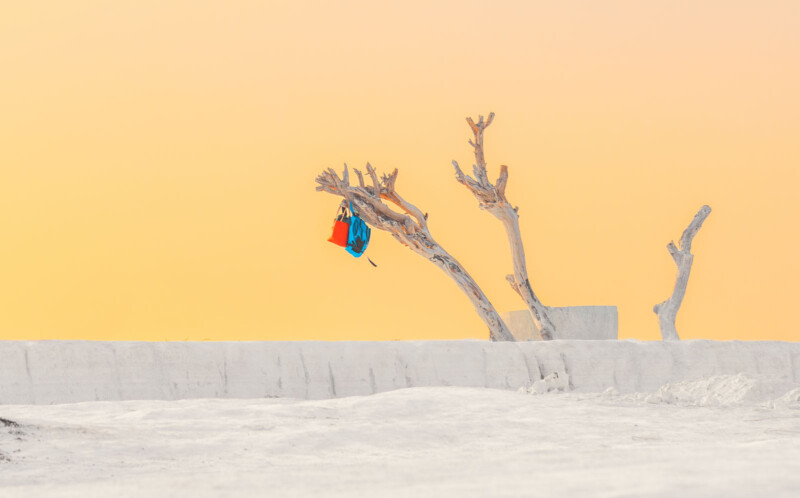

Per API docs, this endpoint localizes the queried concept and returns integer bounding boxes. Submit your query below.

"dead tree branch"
[316,163,514,341]
[452,113,555,340]
[653,205,712,340]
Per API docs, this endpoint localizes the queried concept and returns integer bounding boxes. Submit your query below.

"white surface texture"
[501,306,619,340]
[2,340,800,497]
[1,339,798,404]
[1,383,799,497]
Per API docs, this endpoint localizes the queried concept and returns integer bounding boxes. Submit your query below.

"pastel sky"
[2,1,798,341]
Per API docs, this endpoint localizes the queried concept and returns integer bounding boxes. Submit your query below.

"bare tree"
[316,163,514,341]
[452,113,555,340]
[653,205,712,340]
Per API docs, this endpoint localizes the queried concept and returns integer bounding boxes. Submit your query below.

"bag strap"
[335,200,349,221]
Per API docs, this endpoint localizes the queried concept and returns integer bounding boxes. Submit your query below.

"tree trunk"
[654,205,712,341]
[427,246,511,340]
[453,113,555,340]
[496,209,555,340]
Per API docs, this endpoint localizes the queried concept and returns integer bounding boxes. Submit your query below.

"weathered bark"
[452,113,555,340]
[316,163,514,341]
[653,205,712,341]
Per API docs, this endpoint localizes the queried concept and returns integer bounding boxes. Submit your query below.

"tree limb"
[680,205,712,253]
[380,169,429,231]
[666,242,681,265]
[354,168,365,188]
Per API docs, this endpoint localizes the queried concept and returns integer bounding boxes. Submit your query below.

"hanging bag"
[327,204,350,247]
[345,202,371,257]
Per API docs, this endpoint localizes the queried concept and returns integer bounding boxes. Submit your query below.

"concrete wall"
[501,306,618,341]
[1,339,798,404]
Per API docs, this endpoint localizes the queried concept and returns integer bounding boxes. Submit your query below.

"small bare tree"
[452,113,555,340]
[654,205,712,340]
[316,163,514,341]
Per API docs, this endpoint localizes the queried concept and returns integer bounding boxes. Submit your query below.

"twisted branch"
[317,162,514,341]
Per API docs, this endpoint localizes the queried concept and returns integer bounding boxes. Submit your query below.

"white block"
[501,306,618,341]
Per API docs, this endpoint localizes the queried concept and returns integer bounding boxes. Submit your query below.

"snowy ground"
[2,376,799,497]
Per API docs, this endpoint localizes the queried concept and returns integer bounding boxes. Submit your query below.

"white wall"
[2,340,798,404]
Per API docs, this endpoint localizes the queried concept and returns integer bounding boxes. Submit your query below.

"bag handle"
[335,201,350,222]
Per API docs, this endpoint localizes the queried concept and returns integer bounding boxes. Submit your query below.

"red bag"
[327,205,350,247]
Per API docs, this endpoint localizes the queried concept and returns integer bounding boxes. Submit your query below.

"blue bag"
[345,202,371,257]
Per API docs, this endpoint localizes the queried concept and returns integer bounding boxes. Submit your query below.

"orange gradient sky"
[1,1,798,342]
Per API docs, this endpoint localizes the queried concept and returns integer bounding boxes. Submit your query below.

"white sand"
[2,378,799,497]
